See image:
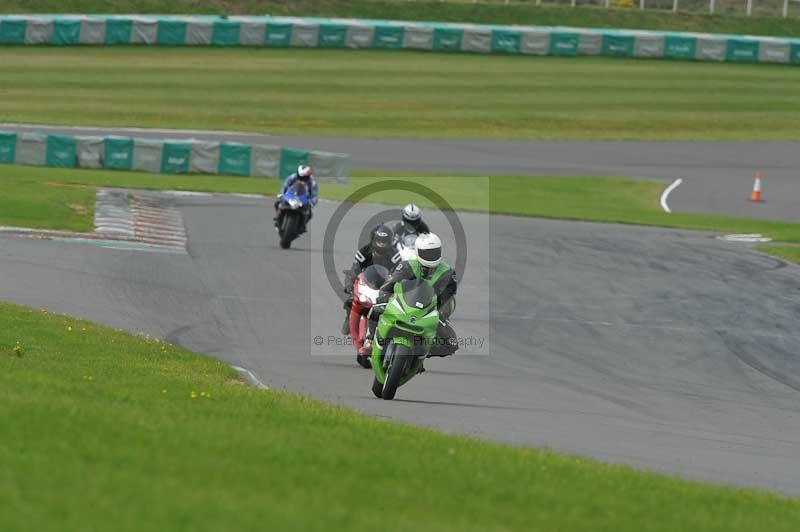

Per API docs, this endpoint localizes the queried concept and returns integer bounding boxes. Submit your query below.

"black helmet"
[371,224,394,258]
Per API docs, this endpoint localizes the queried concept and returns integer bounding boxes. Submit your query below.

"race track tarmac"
[1,194,799,494]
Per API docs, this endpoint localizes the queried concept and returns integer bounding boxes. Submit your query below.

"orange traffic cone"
[749,171,764,202]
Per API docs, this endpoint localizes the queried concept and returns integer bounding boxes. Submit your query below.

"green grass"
[3,164,800,244]
[1,299,800,531]
[0,165,279,231]
[756,243,800,264]
[0,176,94,232]
[4,0,800,37]
[2,48,800,141]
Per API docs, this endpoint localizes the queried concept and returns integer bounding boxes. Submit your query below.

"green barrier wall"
[550,33,579,56]
[161,142,192,174]
[279,148,310,181]
[0,19,26,44]
[1,15,797,65]
[157,20,187,46]
[0,132,16,163]
[218,143,252,176]
[104,137,134,170]
[52,19,81,46]
[433,28,463,52]
[45,135,77,167]
[319,23,346,48]
[664,36,697,60]
[265,22,292,47]
[212,21,240,46]
[603,34,635,57]
[0,129,349,182]
[105,19,131,44]
[491,30,520,54]
[373,25,404,49]
[726,39,760,62]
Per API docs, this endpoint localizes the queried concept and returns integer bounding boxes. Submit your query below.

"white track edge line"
[660,178,683,214]
[231,366,269,390]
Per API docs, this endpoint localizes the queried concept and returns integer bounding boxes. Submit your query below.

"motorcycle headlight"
[288,198,302,209]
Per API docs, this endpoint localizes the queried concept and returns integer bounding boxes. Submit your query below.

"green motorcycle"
[370,278,440,400]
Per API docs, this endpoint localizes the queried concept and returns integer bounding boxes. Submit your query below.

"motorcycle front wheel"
[381,342,413,400]
[279,210,301,249]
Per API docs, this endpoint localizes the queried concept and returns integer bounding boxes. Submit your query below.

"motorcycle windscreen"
[362,265,390,289]
[399,279,435,310]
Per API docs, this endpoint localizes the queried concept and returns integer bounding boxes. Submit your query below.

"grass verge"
[3,0,800,37]
[756,243,800,264]
[1,299,800,531]
[2,48,800,141]
[3,165,800,244]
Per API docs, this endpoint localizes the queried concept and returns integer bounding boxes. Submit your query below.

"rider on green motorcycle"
[374,232,459,359]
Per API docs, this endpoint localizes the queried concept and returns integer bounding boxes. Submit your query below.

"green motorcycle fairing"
[371,279,439,385]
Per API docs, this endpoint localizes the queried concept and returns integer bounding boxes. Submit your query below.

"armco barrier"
[0,130,350,182]
[0,14,798,65]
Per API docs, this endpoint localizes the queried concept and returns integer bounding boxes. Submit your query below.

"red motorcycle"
[349,264,390,368]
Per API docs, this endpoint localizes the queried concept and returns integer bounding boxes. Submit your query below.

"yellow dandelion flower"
[67,325,72,332]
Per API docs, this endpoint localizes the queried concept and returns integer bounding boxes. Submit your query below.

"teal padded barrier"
[0,132,16,163]
[790,42,800,64]
[433,28,463,52]
[372,25,404,49]
[318,23,347,48]
[278,148,310,180]
[726,39,760,62]
[45,135,77,168]
[550,33,579,56]
[0,19,26,44]
[491,30,520,54]
[265,22,292,47]
[51,19,81,46]
[212,20,240,46]
[103,137,134,170]
[664,35,697,60]
[156,20,187,46]
[1,15,798,67]
[161,142,191,174]
[105,19,132,44]
[603,34,635,57]
[218,143,252,176]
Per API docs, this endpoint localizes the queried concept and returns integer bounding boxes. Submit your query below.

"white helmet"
[402,203,421,223]
[297,165,312,179]
[415,233,442,268]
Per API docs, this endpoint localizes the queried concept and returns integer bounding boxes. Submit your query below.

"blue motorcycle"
[276,181,311,249]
